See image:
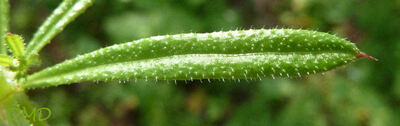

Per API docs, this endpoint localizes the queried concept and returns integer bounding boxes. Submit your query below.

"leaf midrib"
[25,51,356,87]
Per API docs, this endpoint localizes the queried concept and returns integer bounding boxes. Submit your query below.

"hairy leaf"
[4,34,25,59]
[25,29,371,89]
[0,0,9,54]
[0,54,12,66]
[25,0,94,60]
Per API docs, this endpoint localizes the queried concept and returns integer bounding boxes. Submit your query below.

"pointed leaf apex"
[4,34,25,58]
[357,52,378,61]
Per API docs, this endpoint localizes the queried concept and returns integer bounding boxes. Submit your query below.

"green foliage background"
[9,0,400,125]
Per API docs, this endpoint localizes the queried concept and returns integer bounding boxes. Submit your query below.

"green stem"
[0,0,10,54]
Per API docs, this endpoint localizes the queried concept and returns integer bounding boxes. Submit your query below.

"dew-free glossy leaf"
[25,29,368,89]
[25,0,94,60]
[0,0,10,54]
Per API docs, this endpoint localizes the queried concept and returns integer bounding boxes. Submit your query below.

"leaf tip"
[6,33,13,36]
[357,52,378,61]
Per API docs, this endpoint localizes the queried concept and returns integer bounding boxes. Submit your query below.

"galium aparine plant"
[0,0,376,125]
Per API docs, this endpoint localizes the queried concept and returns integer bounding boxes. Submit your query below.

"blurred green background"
[8,0,400,125]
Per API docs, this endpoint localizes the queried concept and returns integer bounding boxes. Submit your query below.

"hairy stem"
[0,0,10,54]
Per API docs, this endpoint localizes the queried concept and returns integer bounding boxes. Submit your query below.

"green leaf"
[24,29,372,89]
[0,69,14,103]
[0,72,32,126]
[0,97,32,126]
[0,0,10,54]
[25,0,94,61]
[4,34,25,59]
[0,54,12,66]
[14,92,49,126]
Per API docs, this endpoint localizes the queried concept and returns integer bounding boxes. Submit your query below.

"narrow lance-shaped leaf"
[24,29,375,89]
[0,0,10,54]
[25,0,94,60]
[0,54,12,66]
[4,33,25,59]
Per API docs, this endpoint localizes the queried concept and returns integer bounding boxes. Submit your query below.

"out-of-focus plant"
[0,0,376,125]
